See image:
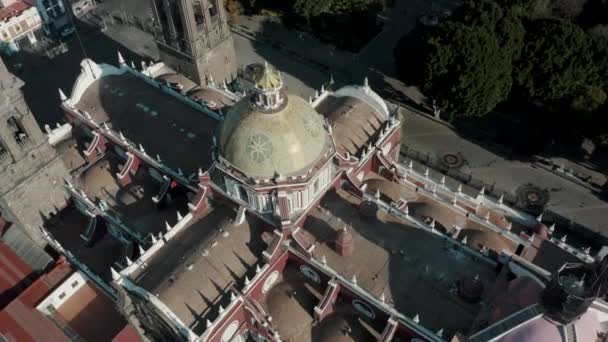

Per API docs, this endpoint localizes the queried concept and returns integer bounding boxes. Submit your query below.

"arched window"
[208,0,218,17]
[6,116,29,146]
[237,185,249,204]
[193,0,205,26]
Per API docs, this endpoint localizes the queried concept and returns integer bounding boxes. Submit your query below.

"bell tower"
[150,0,237,85]
[0,57,69,246]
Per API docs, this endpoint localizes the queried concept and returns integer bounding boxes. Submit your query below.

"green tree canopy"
[395,0,523,119]
[514,19,599,106]
[292,0,380,19]
[422,21,515,118]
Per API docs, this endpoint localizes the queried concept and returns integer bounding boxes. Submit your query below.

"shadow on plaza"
[4,18,146,129]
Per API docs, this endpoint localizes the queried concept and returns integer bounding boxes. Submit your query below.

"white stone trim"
[69,59,126,105]
[121,212,194,277]
[333,85,390,118]
[36,271,87,314]
[115,276,200,341]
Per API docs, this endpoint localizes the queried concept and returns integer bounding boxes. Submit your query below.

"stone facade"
[0,57,69,245]
[150,0,236,85]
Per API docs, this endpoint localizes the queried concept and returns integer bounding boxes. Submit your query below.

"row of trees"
[395,0,608,144]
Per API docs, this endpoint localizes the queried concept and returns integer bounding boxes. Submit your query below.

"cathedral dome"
[219,64,330,179]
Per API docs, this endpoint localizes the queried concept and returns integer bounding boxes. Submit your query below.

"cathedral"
[34,52,605,341]
[0,1,607,341]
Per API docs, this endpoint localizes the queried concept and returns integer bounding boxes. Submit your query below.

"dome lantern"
[252,61,285,112]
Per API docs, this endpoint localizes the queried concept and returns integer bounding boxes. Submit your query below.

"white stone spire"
[117,51,126,65]
[59,88,67,102]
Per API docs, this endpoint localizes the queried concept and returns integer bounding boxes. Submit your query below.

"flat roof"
[260,265,380,342]
[133,207,272,333]
[45,205,125,281]
[0,242,34,309]
[74,73,219,173]
[303,189,499,338]
[55,282,126,341]
[75,155,191,237]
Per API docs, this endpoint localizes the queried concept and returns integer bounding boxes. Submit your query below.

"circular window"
[352,299,375,319]
[299,265,320,283]
[382,142,392,156]
[262,271,279,293]
[221,321,241,342]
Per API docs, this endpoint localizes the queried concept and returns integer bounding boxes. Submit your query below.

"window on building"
[193,0,205,26]
[238,185,249,204]
[209,0,218,17]
[262,195,272,212]
[313,178,320,194]
[7,116,29,146]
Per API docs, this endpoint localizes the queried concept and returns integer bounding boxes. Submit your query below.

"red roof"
[0,254,72,341]
[0,242,34,309]
[0,299,70,342]
[0,1,31,22]
[18,257,72,308]
[112,324,142,342]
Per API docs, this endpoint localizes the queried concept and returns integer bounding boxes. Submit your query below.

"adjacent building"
[150,0,236,85]
[0,56,69,246]
[0,1,41,52]
[0,218,135,341]
[25,0,73,38]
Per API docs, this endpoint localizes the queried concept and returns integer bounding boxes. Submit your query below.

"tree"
[514,19,599,106]
[292,0,332,25]
[395,1,524,119]
[421,21,515,118]
[549,0,587,19]
[570,85,607,112]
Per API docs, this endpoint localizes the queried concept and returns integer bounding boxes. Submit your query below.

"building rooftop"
[52,58,607,342]
[316,94,387,156]
[132,206,272,333]
[73,73,219,173]
[44,205,125,281]
[0,1,30,22]
[53,282,127,341]
[74,155,190,237]
[303,188,499,338]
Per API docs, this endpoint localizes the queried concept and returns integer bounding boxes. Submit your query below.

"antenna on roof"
[66,3,96,79]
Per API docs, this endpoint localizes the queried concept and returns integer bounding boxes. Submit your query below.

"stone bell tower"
[150,0,237,85]
[0,57,69,245]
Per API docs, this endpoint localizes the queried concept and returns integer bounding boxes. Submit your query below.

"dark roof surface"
[74,73,219,173]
